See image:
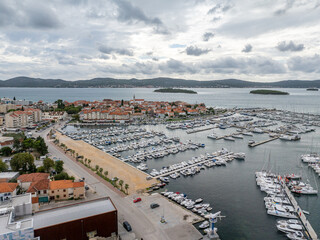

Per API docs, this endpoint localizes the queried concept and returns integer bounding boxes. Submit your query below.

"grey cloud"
[242,44,252,53]
[159,59,196,74]
[200,56,286,74]
[0,1,61,29]
[98,45,134,56]
[185,46,211,56]
[277,41,304,52]
[146,51,153,56]
[152,57,159,61]
[113,0,169,34]
[99,54,110,60]
[288,54,320,73]
[208,3,233,15]
[274,0,295,15]
[203,32,214,41]
[56,55,76,65]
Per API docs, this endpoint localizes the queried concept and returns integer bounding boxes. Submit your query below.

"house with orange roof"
[0,182,18,202]
[49,180,85,200]
[26,178,50,203]
[187,109,199,115]
[17,173,50,190]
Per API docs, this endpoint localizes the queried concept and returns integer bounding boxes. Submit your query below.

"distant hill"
[0,76,320,88]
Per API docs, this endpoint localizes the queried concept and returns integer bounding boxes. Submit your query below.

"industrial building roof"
[33,197,116,229]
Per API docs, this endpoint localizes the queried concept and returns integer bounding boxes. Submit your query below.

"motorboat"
[195,198,203,203]
[159,177,170,183]
[207,133,218,139]
[267,205,297,219]
[277,223,303,233]
[224,136,235,141]
[199,221,209,229]
[286,231,306,240]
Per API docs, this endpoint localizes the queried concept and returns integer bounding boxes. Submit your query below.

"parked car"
[150,203,160,209]
[123,221,132,232]
[133,197,141,203]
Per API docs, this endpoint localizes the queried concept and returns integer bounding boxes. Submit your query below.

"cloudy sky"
[0,0,320,82]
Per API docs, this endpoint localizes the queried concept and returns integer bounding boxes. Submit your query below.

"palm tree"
[113,177,118,187]
[85,158,87,164]
[95,165,99,171]
[99,167,103,174]
[125,184,129,194]
[88,159,91,166]
[119,180,124,190]
[104,171,108,178]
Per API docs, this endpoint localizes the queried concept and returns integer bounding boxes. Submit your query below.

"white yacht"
[277,223,303,233]
[224,136,235,141]
[207,133,218,139]
[199,221,209,229]
[286,231,306,240]
[232,134,243,139]
[267,205,297,218]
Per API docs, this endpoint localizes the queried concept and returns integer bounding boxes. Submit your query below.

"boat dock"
[187,126,215,134]
[215,133,241,140]
[154,153,232,178]
[281,181,318,240]
[248,137,279,147]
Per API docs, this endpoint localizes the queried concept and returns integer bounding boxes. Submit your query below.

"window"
[64,195,66,197]
[63,189,66,192]
[38,191,40,194]
[44,190,47,194]
[52,191,54,194]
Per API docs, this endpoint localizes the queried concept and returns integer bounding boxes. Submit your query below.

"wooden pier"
[281,181,318,240]
[248,137,279,147]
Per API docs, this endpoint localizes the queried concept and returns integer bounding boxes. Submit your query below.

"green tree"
[119,179,124,190]
[10,153,35,173]
[99,167,103,173]
[37,166,45,172]
[54,172,74,181]
[104,171,108,178]
[13,138,22,150]
[95,165,99,171]
[33,137,48,155]
[88,159,91,166]
[125,184,129,194]
[43,157,55,172]
[55,99,65,109]
[22,138,34,152]
[0,147,12,156]
[113,177,118,186]
[54,160,64,174]
[0,159,8,172]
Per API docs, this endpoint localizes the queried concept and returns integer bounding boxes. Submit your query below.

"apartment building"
[5,108,42,128]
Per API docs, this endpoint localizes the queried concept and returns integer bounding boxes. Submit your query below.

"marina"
[256,171,318,239]
[56,96,320,240]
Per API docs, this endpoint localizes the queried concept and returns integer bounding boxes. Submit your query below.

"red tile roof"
[27,179,50,193]
[0,182,18,193]
[49,180,84,190]
[18,173,50,183]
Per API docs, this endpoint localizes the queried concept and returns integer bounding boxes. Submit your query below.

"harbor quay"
[54,131,158,194]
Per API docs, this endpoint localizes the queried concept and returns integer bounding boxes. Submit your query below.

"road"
[37,125,176,240]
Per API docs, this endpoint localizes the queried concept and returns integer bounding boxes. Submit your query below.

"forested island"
[250,89,289,95]
[154,88,197,94]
